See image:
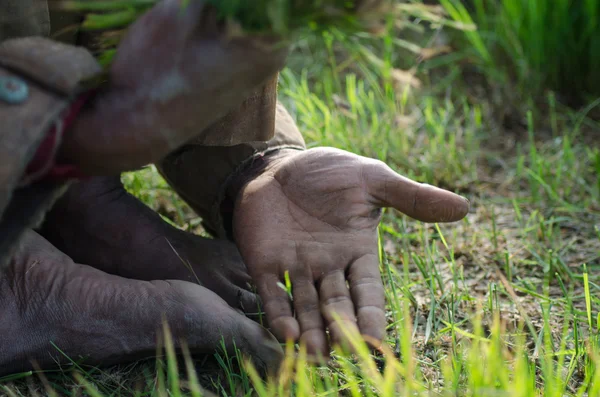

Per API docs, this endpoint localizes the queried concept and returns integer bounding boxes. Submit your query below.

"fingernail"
[460,197,470,216]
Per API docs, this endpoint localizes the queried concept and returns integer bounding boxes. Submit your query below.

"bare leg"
[40,176,257,311]
[0,230,282,377]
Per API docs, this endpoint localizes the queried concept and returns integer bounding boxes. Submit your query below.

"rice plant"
[441,0,600,104]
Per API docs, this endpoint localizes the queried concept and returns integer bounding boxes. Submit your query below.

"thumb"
[364,161,469,223]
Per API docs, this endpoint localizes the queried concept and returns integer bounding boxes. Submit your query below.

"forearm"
[58,86,225,176]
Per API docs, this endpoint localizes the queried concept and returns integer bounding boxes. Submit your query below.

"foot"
[40,177,257,312]
[0,230,282,377]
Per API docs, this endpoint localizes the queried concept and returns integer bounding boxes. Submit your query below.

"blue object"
[0,76,29,104]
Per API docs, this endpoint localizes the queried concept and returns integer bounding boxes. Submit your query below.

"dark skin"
[2,175,284,376]
[40,176,258,311]
[0,0,470,377]
[59,0,287,174]
[1,0,286,375]
[0,145,467,375]
[0,230,282,377]
[234,148,469,356]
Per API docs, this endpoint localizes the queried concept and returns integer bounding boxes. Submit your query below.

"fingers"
[237,287,261,316]
[318,270,359,349]
[126,0,223,54]
[256,274,300,342]
[251,263,384,357]
[292,278,328,357]
[364,161,469,223]
[347,254,387,345]
[227,264,262,314]
[155,0,209,31]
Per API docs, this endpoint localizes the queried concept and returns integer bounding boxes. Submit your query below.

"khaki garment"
[0,0,305,267]
[0,0,101,267]
[0,0,50,39]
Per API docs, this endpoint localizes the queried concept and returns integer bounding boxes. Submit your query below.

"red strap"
[23,91,95,184]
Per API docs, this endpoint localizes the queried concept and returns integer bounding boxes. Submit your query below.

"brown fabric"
[159,99,306,238]
[49,9,83,44]
[0,36,101,268]
[0,0,50,41]
[0,67,69,219]
[154,54,306,237]
[187,76,280,147]
[0,37,101,95]
[0,182,70,270]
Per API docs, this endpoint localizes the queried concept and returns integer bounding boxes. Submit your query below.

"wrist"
[226,148,300,202]
[220,147,301,240]
[56,87,137,175]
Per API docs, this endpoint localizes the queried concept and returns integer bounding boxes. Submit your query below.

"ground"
[2,12,600,397]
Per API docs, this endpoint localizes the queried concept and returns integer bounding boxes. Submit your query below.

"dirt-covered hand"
[233,148,469,356]
[60,0,287,174]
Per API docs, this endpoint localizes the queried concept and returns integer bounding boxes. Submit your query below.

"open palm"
[233,148,469,356]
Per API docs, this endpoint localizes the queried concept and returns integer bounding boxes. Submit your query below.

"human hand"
[233,148,469,356]
[60,0,286,174]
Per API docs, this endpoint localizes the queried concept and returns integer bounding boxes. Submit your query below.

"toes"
[3,235,282,378]
[168,280,284,375]
[237,287,261,316]
[236,317,284,375]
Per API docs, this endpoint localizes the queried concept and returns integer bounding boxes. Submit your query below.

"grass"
[440,0,600,104]
[2,3,600,396]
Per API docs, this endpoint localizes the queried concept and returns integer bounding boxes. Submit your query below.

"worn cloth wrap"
[0,36,101,269]
[0,0,306,268]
